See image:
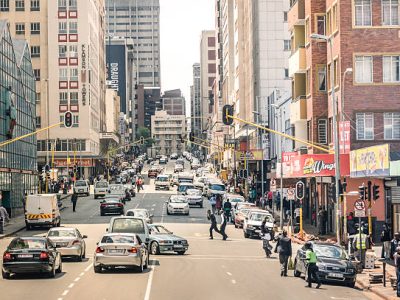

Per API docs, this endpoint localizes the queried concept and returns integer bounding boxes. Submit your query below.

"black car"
[2,237,62,279]
[100,198,124,216]
[294,242,357,287]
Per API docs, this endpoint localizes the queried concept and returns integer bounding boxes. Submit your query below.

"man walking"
[391,233,400,260]
[220,212,228,240]
[394,247,400,297]
[304,242,321,289]
[209,194,216,214]
[71,192,78,212]
[207,210,221,239]
[275,230,292,276]
[0,205,10,234]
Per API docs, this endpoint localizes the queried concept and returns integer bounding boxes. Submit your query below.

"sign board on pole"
[354,200,366,218]
[270,178,276,192]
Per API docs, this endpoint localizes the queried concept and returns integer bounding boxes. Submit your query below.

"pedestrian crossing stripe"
[26,214,52,219]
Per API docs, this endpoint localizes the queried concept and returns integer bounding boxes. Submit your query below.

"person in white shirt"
[0,205,10,234]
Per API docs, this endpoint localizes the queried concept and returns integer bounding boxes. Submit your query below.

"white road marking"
[144,260,155,300]
[143,193,147,199]
[194,233,202,237]
[62,290,69,296]
[160,203,166,224]
[231,279,236,284]
[74,277,81,282]
[84,264,92,272]
[57,298,63,300]
[68,283,75,289]
[152,204,156,207]
[79,272,84,276]
[226,272,232,276]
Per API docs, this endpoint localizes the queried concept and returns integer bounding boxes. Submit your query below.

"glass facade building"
[0,21,37,216]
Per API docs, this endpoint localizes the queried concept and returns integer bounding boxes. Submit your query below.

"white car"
[206,181,226,197]
[126,208,153,224]
[155,175,170,190]
[166,195,189,215]
[94,181,109,199]
[185,189,203,207]
[243,210,274,238]
[74,180,90,196]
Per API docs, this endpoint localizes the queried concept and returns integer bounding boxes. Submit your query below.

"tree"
[136,126,153,148]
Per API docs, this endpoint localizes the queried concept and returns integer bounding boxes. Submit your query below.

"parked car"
[46,227,87,261]
[108,184,126,202]
[243,210,274,238]
[155,175,170,190]
[148,224,188,255]
[166,195,189,215]
[126,208,153,224]
[25,194,61,230]
[294,241,357,288]
[94,181,109,199]
[2,237,62,279]
[93,233,149,273]
[185,189,203,207]
[107,216,150,249]
[170,153,178,159]
[74,180,90,196]
[159,157,167,164]
[100,198,124,216]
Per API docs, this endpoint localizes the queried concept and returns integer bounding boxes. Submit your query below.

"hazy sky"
[160,0,214,114]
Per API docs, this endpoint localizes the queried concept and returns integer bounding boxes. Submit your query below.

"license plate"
[254,230,260,234]
[108,249,124,254]
[175,245,183,248]
[328,272,343,278]
[79,189,83,192]
[18,254,33,258]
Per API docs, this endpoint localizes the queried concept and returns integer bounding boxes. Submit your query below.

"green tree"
[136,126,153,148]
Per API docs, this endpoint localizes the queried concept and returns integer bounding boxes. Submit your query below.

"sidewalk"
[0,193,71,239]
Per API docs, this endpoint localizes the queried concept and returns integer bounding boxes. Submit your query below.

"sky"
[160,0,215,116]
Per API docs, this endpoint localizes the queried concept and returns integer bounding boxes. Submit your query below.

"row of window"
[58,0,76,9]
[355,55,400,83]
[59,21,78,34]
[0,0,40,12]
[37,139,85,152]
[59,68,78,81]
[15,23,40,35]
[59,45,78,58]
[355,0,399,26]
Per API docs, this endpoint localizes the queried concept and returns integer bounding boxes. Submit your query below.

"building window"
[70,68,78,81]
[208,64,216,73]
[35,92,41,103]
[15,0,24,11]
[382,0,399,25]
[284,11,288,22]
[355,0,372,26]
[58,22,67,34]
[58,0,66,10]
[317,15,326,35]
[305,18,310,44]
[15,23,25,35]
[356,112,374,140]
[208,37,215,47]
[59,92,68,104]
[284,68,289,78]
[69,22,77,34]
[332,4,338,32]
[318,119,328,144]
[326,10,332,35]
[30,22,40,34]
[34,69,40,81]
[59,68,68,81]
[383,55,400,82]
[384,112,400,139]
[284,40,291,51]
[73,115,79,127]
[59,115,65,127]
[59,45,67,58]
[355,56,373,83]
[317,65,327,91]
[0,0,9,11]
[70,92,78,104]
[31,0,40,11]
[69,45,78,57]
[69,0,77,9]
[208,50,216,60]
[36,117,41,128]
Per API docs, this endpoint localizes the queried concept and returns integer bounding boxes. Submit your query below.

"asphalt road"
[0,161,376,300]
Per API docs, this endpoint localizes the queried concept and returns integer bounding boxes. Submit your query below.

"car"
[293,242,357,288]
[170,153,178,159]
[100,198,124,216]
[74,180,90,196]
[108,184,126,201]
[159,157,167,164]
[123,184,136,197]
[155,154,162,159]
[174,164,184,173]
[175,159,184,166]
[171,174,179,186]
[234,206,255,228]
[178,173,194,184]
[46,227,87,261]
[206,181,226,197]
[94,181,109,199]
[126,208,153,224]
[166,195,189,215]
[115,176,123,184]
[93,233,149,273]
[185,189,203,207]
[155,175,170,190]
[148,167,159,178]
[107,216,150,248]
[2,237,62,279]
[243,210,274,238]
[148,224,189,255]
[177,183,196,195]
[224,194,246,222]
[190,161,201,170]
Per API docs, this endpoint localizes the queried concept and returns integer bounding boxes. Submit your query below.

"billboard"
[106,44,127,113]
[350,144,390,177]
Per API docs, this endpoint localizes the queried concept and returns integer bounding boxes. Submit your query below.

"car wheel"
[94,265,102,273]
[150,242,160,255]
[57,219,61,227]
[167,210,170,215]
[94,195,98,199]
[176,251,185,255]
[86,193,90,197]
[56,261,62,273]
[234,224,238,228]
[200,204,203,208]
[48,265,56,278]
[293,260,301,277]
[143,254,149,269]
[346,281,356,288]
[2,270,10,279]
[244,232,249,238]
[100,212,104,216]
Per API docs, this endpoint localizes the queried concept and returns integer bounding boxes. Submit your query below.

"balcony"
[288,47,306,77]
[288,0,305,30]
[290,95,307,122]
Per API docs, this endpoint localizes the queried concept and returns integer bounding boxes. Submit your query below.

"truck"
[25,194,61,230]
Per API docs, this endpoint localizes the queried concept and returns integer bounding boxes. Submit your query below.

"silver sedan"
[93,233,149,273]
[46,227,87,261]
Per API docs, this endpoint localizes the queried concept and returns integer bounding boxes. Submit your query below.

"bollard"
[383,259,386,287]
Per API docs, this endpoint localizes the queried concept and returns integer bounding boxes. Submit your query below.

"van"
[25,194,61,230]
[107,216,150,247]
[94,181,109,199]
[74,180,90,196]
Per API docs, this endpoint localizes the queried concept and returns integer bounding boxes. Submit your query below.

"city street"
[0,163,375,300]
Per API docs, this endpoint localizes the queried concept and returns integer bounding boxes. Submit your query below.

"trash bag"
[288,257,294,270]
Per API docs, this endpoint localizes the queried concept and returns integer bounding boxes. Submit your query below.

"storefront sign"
[350,144,390,178]
[81,44,87,106]
[53,159,94,167]
[238,150,264,161]
[339,121,351,154]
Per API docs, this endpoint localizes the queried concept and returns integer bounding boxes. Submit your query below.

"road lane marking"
[79,272,84,276]
[231,279,236,284]
[143,194,147,199]
[152,204,156,207]
[84,264,92,272]
[62,290,69,296]
[74,277,81,282]
[226,272,232,276]
[144,260,155,300]
[68,283,74,289]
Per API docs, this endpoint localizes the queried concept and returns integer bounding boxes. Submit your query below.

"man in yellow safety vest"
[352,227,370,268]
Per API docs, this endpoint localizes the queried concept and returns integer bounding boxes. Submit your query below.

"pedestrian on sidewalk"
[261,216,274,258]
[304,242,321,289]
[394,247,400,297]
[275,191,281,211]
[71,192,78,212]
[391,233,400,260]
[207,210,221,239]
[220,212,228,240]
[267,191,273,209]
[274,230,292,276]
[381,223,391,259]
[0,205,10,234]
[353,224,369,268]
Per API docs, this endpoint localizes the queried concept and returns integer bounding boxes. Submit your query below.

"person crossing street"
[207,210,221,239]
[220,212,228,240]
[275,230,292,276]
[71,192,78,212]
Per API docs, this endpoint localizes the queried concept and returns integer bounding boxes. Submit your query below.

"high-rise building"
[200,30,216,134]
[142,87,161,132]
[162,89,185,116]
[190,63,201,136]
[106,0,161,87]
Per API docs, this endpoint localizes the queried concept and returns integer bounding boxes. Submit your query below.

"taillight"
[95,247,105,253]
[117,203,123,207]
[72,240,80,245]
[39,251,49,260]
[3,252,12,261]
[100,204,107,207]
[128,247,137,253]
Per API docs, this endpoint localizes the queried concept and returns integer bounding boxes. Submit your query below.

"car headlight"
[168,205,173,209]
[159,240,170,244]
[182,240,188,245]
[316,263,326,270]
[247,225,254,229]
[347,268,355,274]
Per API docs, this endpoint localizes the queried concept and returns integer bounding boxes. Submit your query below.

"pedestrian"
[317,207,326,235]
[294,204,301,224]
[275,191,281,211]
[0,205,10,234]
[394,247,400,297]
[209,194,216,214]
[353,224,369,268]
[136,177,140,193]
[391,233,400,259]
[220,212,228,240]
[71,192,78,212]
[261,216,274,258]
[274,230,292,276]
[223,199,232,222]
[216,195,222,214]
[267,191,273,209]
[381,223,391,259]
[304,242,322,289]
[207,210,221,239]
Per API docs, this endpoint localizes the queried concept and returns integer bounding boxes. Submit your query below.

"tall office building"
[106,0,161,87]
[190,63,201,136]
[162,89,185,116]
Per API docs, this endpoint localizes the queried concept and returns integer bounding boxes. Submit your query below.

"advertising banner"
[106,44,127,113]
[339,121,351,154]
[238,150,264,161]
[350,144,390,177]
[53,159,94,167]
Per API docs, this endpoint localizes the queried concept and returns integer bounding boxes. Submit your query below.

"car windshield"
[111,218,145,234]
[105,199,120,203]
[101,235,137,244]
[96,182,108,188]
[75,181,86,187]
[9,238,46,250]
[187,189,201,196]
[210,184,225,191]
[250,213,272,222]
[179,185,194,192]
[48,230,76,237]
[170,196,187,203]
[151,226,171,234]
[157,177,168,182]
[229,197,244,203]
[110,185,124,191]
[313,244,348,260]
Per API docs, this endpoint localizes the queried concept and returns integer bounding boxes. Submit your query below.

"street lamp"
[252,110,265,200]
[311,33,341,243]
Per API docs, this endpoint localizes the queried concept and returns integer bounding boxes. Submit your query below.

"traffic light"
[296,181,305,200]
[358,185,366,200]
[367,181,372,201]
[328,183,335,201]
[373,184,380,201]
[64,111,73,128]
[139,136,145,145]
[189,132,194,142]
[222,105,233,125]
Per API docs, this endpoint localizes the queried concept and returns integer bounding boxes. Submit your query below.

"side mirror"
[82,235,88,239]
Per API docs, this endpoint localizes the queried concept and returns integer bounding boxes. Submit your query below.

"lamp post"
[252,110,265,202]
[311,33,341,242]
